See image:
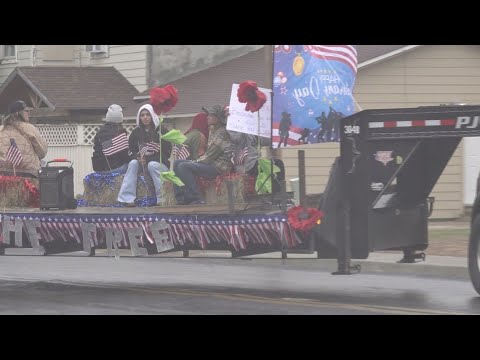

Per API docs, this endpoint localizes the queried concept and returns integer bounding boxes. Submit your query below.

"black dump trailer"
[312,105,480,294]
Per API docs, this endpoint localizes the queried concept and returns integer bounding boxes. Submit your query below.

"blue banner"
[272,45,357,146]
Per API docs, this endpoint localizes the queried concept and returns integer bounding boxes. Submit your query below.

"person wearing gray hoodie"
[117,104,171,207]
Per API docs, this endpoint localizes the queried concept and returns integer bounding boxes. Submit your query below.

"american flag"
[172,144,190,160]
[231,147,248,166]
[6,138,23,166]
[101,133,129,157]
[304,45,357,73]
[139,142,160,157]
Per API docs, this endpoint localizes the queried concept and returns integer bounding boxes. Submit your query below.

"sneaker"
[190,200,206,205]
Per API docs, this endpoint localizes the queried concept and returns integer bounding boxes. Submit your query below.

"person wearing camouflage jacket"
[173,105,233,205]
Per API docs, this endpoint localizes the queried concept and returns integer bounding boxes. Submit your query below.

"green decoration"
[161,129,186,145]
[160,171,184,186]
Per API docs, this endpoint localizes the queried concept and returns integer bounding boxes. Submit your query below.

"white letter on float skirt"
[80,222,96,256]
[2,215,23,247]
[105,227,123,258]
[126,227,148,257]
[24,219,46,255]
[151,219,174,253]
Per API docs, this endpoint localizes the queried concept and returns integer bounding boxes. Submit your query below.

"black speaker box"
[39,160,77,210]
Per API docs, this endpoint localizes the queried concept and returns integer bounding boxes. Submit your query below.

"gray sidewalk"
[88,237,470,281]
[149,219,472,280]
[267,220,471,279]
[428,220,470,230]
[5,220,473,281]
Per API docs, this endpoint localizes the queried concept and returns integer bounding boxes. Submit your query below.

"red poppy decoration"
[0,176,40,208]
[287,206,324,233]
[150,85,178,114]
[237,80,267,113]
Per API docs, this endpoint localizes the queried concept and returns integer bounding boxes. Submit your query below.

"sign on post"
[227,83,272,138]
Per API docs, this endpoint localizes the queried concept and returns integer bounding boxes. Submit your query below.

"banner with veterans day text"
[272,45,357,147]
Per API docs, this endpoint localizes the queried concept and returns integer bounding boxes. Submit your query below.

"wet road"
[0,256,479,314]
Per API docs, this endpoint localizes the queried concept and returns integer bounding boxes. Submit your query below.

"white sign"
[227,83,272,138]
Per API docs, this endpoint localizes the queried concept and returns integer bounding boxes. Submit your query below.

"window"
[85,45,108,54]
[85,45,109,59]
[4,45,15,57]
[0,45,17,64]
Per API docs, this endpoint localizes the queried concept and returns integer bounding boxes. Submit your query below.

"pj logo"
[456,116,480,129]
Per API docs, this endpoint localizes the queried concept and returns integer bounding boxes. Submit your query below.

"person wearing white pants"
[117,159,168,206]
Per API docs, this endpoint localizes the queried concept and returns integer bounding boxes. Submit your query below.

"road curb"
[0,250,471,281]
[126,250,472,280]
[231,257,470,280]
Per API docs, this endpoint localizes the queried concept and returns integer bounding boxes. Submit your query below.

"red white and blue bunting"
[0,213,301,253]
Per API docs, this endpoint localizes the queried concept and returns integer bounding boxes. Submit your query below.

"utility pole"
[264,45,273,87]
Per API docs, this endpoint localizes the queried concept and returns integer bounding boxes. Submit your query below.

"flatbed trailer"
[311,104,480,294]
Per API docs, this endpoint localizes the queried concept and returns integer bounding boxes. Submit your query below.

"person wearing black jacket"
[117,104,172,207]
[91,104,130,173]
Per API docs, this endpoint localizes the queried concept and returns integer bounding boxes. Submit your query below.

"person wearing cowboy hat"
[0,100,48,178]
[173,105,234,205]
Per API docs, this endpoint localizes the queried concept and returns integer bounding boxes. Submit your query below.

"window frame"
[0,45,17,64]
[85,45,109,59]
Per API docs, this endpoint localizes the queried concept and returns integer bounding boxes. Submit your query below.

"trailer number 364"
[344,125,360,135]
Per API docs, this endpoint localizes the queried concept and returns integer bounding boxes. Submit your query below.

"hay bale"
[160,173,252,206]
[0,176,39,208]
[161,181,177,207]
[203,174,247,205]
[81,172,155,207]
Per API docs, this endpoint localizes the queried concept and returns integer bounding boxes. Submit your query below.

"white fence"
[37,124,136,197]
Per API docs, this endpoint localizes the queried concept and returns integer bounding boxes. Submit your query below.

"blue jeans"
[95,163,128,175]
[117,159,167,204]
[173,160,219,203]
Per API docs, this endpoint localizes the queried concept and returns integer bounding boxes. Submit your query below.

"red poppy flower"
[287,206,324,233]
[0,176,39,207]
[150,85,178,114]
[237,80,267,112]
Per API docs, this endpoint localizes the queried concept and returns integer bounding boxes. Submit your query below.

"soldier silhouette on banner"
[277,111,292,148]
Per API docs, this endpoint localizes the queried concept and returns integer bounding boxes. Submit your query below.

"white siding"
[0,45,148,92]
[78,45,148,92]
[0,45,32,85]
[44,145,93,196]
[35,45,75,63]
[278,143,339,195]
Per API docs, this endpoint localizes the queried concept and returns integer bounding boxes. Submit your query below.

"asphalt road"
[0,256,479,314]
